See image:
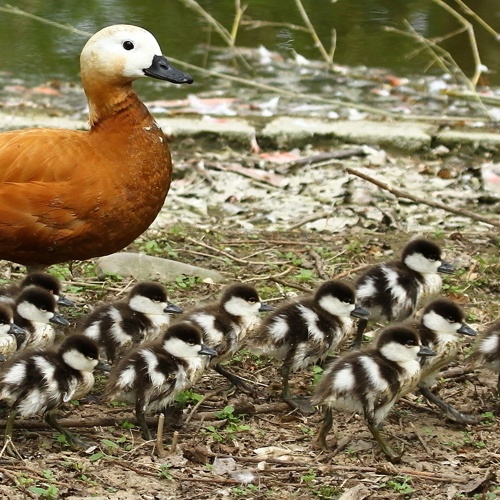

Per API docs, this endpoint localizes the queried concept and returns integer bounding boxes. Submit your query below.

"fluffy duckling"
[354,238,454,347]
[0,271,74,308]
[311,325,435,461]
[247,280,369,412]
[412,298,477,423]
[470,319,500,396]
[0,304,26,361]
[0,25,192,270]
[102,321,217,440]
[0,334,99,453]
[80,281,183,363]
[14,287,70,351]
[176,284,272,392]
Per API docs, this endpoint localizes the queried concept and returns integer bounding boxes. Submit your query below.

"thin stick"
[170,431,179,454]
[293,0,335,71]
[344,166,500,228]
[156,413,166,458]
[453,0,500,39]
[431,0,483,86]
[242,266,294,283]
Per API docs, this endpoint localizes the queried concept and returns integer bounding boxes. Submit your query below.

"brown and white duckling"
[311,325,435,461]
[0,271,75,308]
[0,334,99,453]
[176,283,272,392]
[80,281,183,362]
[354,238,454,347]
[102,321,217,440]
[0,304,26,361]
[469,319,500,396]
[412,298,477,423]
[247,280,368,412]
[14,287,70,351]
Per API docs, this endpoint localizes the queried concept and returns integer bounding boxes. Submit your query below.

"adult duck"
[0,25,192,269]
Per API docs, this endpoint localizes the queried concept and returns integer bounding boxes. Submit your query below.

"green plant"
[381,475,414,494]
[175,275,201,289]
[175,389,204,405]
[316,485,341,499]
[297,268,314,282]
[311,365,324,385]
[28,485,59,499]
[231,484,258,497]
[158,464,173,480]
[300,468,317,485]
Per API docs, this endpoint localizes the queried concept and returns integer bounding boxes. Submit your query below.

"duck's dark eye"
[248,297,257,303]
[406,340,416,347]
[447,317,455,323]
[123,40,134,51]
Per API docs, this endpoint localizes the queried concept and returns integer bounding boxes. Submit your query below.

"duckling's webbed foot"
[367,422,402,463]
[280,364,314,414]
[135,401,153,441]
[419,387,480,425]
[314,407,336,451]
[44,412,88,451]
[213,364,256,395]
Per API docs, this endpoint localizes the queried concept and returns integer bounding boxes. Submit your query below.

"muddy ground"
[0,135,499,500]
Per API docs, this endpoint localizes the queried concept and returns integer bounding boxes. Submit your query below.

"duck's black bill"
[418,345,437,357]
[259,303,273,312]
[437,261,454,274]
[58,295,75,307]
[144,55,193,84]
[164,302,184,314]
[199,344,218,357]
[458,323,477,336]
[351,304,370,319]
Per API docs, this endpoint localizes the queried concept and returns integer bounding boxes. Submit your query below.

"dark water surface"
[0,0,499,97]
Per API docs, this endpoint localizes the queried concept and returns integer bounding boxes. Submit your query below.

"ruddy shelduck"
[0,25,192,269]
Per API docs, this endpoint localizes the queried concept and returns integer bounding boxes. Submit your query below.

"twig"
[0,467,37,498]
[242,266,294,283]
[185,388,226,425]
[453,0,500,39]
[269,278,313,293]
[431,0,484,86]
[309,250,329,280]
[185,237,289,265]
[289,210,334,230]
[176,0,253,71]
[170,430,179,454]
[410,422,433,457]
[293,0,335,71]
[332,264,371,280]
[156,413,166,458]
[344,166,500,228]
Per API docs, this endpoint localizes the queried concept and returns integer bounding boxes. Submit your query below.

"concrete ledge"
[436,129,500,151]
[157,117,256,148]
[260,118,437,152]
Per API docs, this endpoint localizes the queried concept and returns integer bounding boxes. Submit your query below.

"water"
[0,0,499,97]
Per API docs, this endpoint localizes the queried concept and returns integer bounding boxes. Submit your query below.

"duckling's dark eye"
[123,40,134,51]
[406,340,416,347]
[248,297,257,303]
[447,317,455,323]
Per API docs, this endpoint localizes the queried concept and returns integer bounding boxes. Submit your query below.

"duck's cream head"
[80,25,192,124]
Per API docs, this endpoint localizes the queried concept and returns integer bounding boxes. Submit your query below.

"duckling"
[14,287,70,351]
[411,298,478,423]
[80,281,183,363]
[0,25,192,270]
[177,284,272,393]
[0,271,74,308]
[469,319,500,396]
[0,334,99,453]
[0,304,26,361]
[247,280,369,412]
[311,325,436,461]
[102,321,217,440]
[354,238,454,347]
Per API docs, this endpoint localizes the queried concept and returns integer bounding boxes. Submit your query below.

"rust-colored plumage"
[0,25,192,267]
